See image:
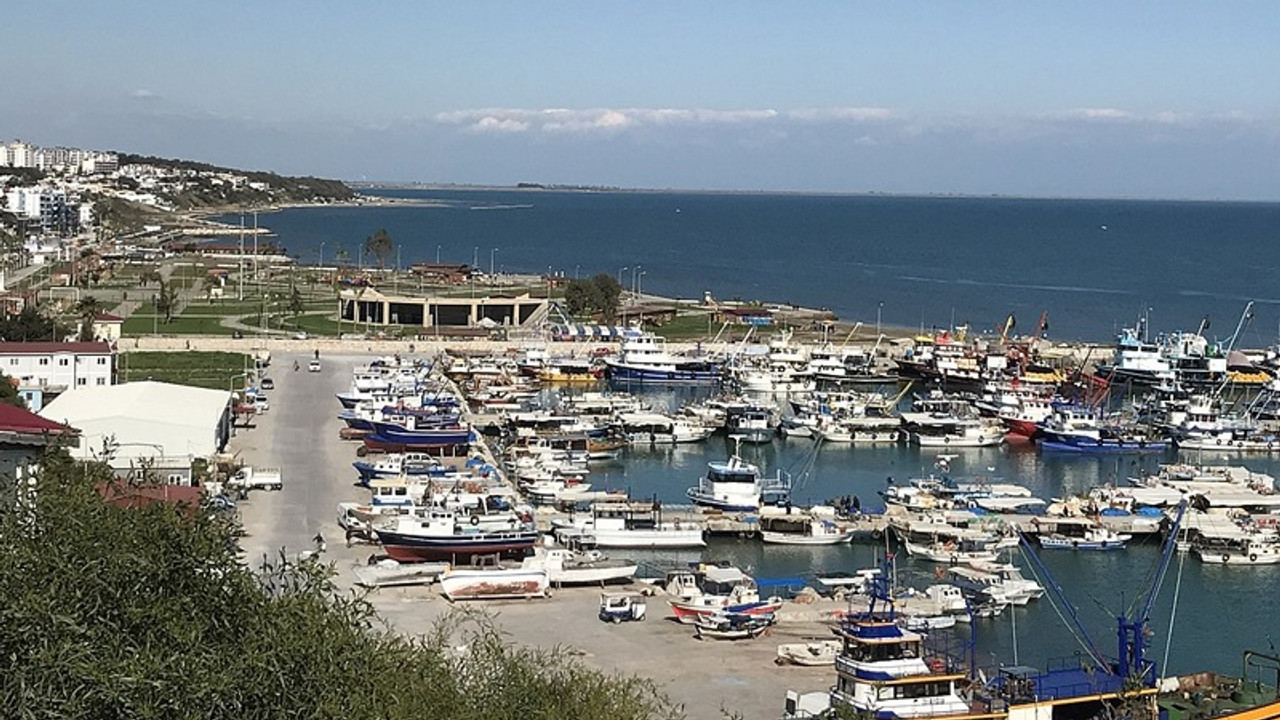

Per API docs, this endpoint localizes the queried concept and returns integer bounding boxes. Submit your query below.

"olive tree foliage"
[562,272,623,323]
[0,451,683,720]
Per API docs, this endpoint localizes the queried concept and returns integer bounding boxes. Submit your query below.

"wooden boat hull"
[440,568,550,600]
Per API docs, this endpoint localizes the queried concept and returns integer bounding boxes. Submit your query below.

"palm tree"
[73,296,105,341]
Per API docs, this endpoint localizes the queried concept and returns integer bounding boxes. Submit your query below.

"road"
[228,351,833,720]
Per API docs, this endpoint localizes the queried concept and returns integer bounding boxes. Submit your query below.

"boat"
[1192,536,1280,565]
[439,565,550,601]
[352,559,449,588]
[372,506,540,562]
[615,411,715,444]
[603,332,721,385]
[725,404,778,444]
[693,611,775,640]
[775,639,843,666]
[553,501,706,549]
[521,545,638,584]
[900,535,1001,564]
[1037,526,1131,550]
[759,515,855,545]
[665,564,784,624]
[686,452,791,512]
[536,357,603,384]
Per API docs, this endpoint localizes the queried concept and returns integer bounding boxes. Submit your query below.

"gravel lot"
[230,351,833,720]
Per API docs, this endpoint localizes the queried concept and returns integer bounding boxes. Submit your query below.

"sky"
[4,1,1280,199]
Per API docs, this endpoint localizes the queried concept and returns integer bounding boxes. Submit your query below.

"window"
[76,378,86,386]
[7,359,15,366]
[97,357,106,365]
[95,378,105,386]
[59,358,69,366]
[38,358,48,366]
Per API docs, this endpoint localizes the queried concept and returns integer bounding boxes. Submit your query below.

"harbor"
[224,333,1280,720]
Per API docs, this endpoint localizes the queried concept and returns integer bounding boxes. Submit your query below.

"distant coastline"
[347,182,1277,206]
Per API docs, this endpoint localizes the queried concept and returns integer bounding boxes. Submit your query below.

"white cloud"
[472,116,530,133]
[788,107,895,122]
[1071,108,1134,120]
[130,89,158,100]
[435,107,781,134]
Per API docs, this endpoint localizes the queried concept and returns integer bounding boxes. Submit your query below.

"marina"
[227,335,1280,719]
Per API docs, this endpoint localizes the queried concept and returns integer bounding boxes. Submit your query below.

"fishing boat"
[520,545,638,584]
[352,452,456,482]
[1037,526,1131,550]
[666,564,784,624]
[603,332,721,385]
[693,611,775,640]
[900,536,1001,564]
[372,506,540,562]
[759,516,855,545]
[1193,535,1280,565]
[686,452,791,512]
[725,404,778,444]
[438,565,550,601]
[536,357,603,384]
[553,501,706,549]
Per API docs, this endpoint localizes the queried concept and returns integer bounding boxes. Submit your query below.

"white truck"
[227,466,283,492]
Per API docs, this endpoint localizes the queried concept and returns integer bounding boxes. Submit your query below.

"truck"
[226,466,283,492]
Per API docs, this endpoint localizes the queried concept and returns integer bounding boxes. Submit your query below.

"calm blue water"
[231,190,1280,342]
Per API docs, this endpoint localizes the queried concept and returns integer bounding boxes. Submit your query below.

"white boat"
[1193,536,1280,565]
[686,452,791,512]
[1038,526,1131,551]
[775,639,843,666]
[901,537,1000,564]
[353,559,449,588]
[693,612,774,640]
[615,411,715,444]
[521,546,638,585]
[438,566,550,600]
[554,501,705,549]
[760,516,855,545]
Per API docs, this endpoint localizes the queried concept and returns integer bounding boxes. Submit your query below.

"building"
[85,313,124,343]
[409,263,475,284]
[0,402,79,507]
[338,287,549,331]
[39,380,233,464]
[0,341,115,394]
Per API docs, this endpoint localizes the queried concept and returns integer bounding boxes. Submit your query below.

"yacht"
[603,332,721,385]
[686,452,791,512]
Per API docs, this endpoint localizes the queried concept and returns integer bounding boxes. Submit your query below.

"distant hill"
[117,154,356,208]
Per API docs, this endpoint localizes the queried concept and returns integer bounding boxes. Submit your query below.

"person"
[293,360,300,371]
[314,349,320,360]
[313,532,326,553]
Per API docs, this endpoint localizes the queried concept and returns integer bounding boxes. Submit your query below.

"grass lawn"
[119,351,254,390]
[123,313,238,336]
[653,312,718,340]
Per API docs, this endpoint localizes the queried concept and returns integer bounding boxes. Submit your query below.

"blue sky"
[5,1,1279,198]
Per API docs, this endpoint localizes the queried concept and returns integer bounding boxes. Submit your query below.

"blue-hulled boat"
[604,332,721,385]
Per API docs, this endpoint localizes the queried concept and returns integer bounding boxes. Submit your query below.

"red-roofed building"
[0,341,115,394]
[0,400,78,507]
[85,313,124,342]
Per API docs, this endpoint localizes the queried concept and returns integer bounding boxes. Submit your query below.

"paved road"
[229,351,831,720]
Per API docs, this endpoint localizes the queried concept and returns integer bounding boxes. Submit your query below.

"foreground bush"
[0,451,681,720]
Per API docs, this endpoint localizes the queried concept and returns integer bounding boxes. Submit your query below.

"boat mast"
[1224,301,1256,354]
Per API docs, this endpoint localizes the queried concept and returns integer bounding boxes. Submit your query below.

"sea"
[240,190,1280,680]
[230,188,1280,343]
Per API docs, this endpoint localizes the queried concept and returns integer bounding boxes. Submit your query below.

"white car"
[308,360,322,372]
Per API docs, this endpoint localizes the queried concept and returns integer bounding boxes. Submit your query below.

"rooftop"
[0,341,113,355]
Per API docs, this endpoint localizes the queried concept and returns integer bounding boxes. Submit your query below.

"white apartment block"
[0,342,116,392]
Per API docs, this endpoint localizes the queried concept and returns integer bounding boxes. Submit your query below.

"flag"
[1003,313,1016,336]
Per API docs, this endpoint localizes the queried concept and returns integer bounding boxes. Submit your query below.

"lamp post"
[436,245,441,264]
[618,266,628,285]
[490,248,498,283]
[877,301,884,338]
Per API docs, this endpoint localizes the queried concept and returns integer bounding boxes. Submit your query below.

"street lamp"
[618,266,628,285]
[436,245,441,264]
[490,248,498,282]
[877,301,884,337]
[319,241,325,267]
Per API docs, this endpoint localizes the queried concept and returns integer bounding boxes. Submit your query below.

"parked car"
[308,359,322,372]
[260,377,274,390]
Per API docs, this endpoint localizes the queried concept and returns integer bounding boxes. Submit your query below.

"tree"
[0,451,681,720]
[154,279,178,323]
[0,371,25,408]
[73,295,105,341]
[0,306,65,342]
[288,282,305,318]
[363,228,394,269]
[562,273,623,323]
